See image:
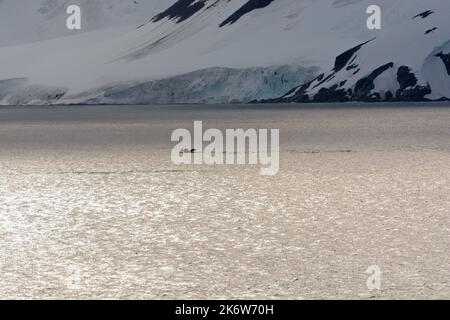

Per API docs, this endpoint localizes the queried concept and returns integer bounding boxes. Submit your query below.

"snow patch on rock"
[423,40,450,100]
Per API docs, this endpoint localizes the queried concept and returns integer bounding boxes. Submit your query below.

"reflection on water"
[0,105,450,299]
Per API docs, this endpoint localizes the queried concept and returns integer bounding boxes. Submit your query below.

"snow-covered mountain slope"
[265,2,450,103]
[0,0,172,46]
[0,0,449,105]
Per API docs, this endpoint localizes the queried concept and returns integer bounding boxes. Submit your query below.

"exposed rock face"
[425,27,438,35]
[397,66,418,90]
[253,5,450,104]
[435,52,450,75]
[313,86,350,103]
[152,0,207,23]
[152,0,276,27]
[394,66,430,101]
[333,39,374,73]
[396,84,431,101]
[260,31,450,104]
[219,0,274,27]
[353,63,394,101]
[413,10,434,19]
[261,59,442,103]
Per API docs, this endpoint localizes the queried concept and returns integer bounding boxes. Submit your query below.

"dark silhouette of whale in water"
[180,148,196,154]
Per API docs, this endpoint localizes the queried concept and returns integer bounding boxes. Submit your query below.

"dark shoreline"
[1,100,450,110]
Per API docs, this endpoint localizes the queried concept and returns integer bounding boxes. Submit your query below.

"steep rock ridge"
[333,39,374,73]
[152,0,211,23]
[262,4,450,103]
[412,10,434,19]
[219,0,274,27]
[267,54,437,103]
[422,40,450,100]
[435,52,450,75]
[353,62,394,101]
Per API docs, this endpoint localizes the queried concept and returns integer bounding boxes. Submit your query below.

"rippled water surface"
[0,104,449,299]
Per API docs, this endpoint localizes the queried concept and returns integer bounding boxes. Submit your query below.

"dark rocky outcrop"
[395,66,431,101]
[313,85,350,103]
[397,66,417,90]
[257,28,450,104]
[333,39,374,72]
[385,91,394,101]
[412,10,434,19]
[435,52,450,75]
[396,84,431,101]
[277,76,318,102]
[219,0,274,27]
[152,0,208,23]
[353,62,394,101]
[312,73,335,89]
[425,27,438,35]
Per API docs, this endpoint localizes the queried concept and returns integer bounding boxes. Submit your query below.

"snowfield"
[0,0,449,105]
